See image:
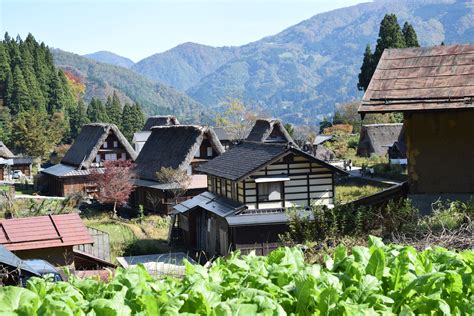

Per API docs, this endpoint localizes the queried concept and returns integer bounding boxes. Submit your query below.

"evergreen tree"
[357,45,375,91]
[69,100,90,140]
[48,70,67,113]
[0,43,11,83]
[357,14,410,91]
[402,22,419,47]
[120,103,135,141]
[105,91,122,126]
[20,44,45,111]
[132,102,145,131]
[9,65,30,115]
[0,105,12,144]
[87,98,109,123]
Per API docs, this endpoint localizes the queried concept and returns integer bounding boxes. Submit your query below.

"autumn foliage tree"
[90,160,136,217]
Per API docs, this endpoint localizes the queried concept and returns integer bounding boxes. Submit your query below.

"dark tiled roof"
[62,123,136,169]
[196,142,289,181]
[135,125,224,181]
[13,157,33,165]
[142,116,179,131]
[213,127,231,141]
[173,191,244,217]
[359,44,474,113]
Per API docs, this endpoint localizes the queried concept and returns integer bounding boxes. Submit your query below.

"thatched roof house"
[133,116,180,153]
[246,119,294,144]
[133,125,224,214]
[0,142,14,159]
[41,123,136,197]
[358,44,474,209]
[356,123,403,157]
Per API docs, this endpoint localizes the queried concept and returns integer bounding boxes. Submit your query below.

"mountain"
[132,43,240,90]
[132,0,474,125]
[52,49,210,123]
[84,51,135,69]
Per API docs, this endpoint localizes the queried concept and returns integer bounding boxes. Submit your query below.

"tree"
[357,14,415,91]
[120,102,144,141]
[216,99,256,141]
[69,100,90,140]
[284,123,294,137]
[0,105,12,144]
[402,22,419,47]
[12,110,60,157]
[87,98,108,123]
[319,117,332,134]
[357,45,375,91]
[9,65,30,115]
[156,167,191,206]
[90,160,136,217]
[105,91,122,127]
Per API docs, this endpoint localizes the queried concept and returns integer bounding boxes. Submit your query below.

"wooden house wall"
[405,111,474,194]
[134,186,206,214]
[230,224,288,255]
[12,164,31,177]
[0,166,5,180]
[14,246,75,268]
[96,133,132,162]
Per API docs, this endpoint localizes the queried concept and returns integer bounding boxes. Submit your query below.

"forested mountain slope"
[84,51,135,69]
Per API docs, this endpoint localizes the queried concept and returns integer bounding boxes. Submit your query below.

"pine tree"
[0,43,11,83]
[9,65,30,115]
[132,102,145,131]
[20,44,45,111]
[105,91,122,126]
[69,100,90,140]
[12,109,52,157]
[357,45,375,91]
[0,105,12,144]
[120,103,135,141]
[402,22,419,47]
[87,98,109,123]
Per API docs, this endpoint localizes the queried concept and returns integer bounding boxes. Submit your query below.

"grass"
[335,178,387,204]
[83,214,171,262]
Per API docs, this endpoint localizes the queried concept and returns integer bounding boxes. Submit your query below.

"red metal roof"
[0,213,93,251]
[359,44,474,113]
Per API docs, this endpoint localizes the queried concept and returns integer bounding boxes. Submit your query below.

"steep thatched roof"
[246,119,294,144]
[142,116,180,131]
[135,125,224,181]
[356,123,403,157]
[0,142,14,159]
[314,145,336,161]
[62,123,137,169]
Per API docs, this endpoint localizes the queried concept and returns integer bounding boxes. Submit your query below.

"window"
[95,155,101,163]
[187,165,192,175]
[102,142,108,149]
[120,153,126,160]
[207,147,213,157]
[113,141,118,148]
[105,153,117,161]
[194,149,200,158]
[258,182,282,202]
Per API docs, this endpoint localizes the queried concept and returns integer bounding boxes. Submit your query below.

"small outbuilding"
[0,142,33,180]
[41,123,137,197]
[358,44,474,209]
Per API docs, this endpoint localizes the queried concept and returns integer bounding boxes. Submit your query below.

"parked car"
[21,259,63,286]
[11,170,24,179]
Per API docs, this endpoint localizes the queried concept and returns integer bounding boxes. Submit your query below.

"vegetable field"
[1,237,473,315]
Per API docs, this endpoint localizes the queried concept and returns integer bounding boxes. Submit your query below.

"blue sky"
[1,0,369,61]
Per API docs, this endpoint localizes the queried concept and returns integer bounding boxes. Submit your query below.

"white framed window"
[121,153,126,160]
[207,147,213,157]
[105,153,117,161]
[102,142,108,149]
[187,165,192,175]
[194,150,200,158]
[258,182,282,202]
[95,155,101,163]
[113,141,118,148]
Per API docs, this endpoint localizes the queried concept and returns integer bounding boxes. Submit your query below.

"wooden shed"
[132,125,225,214]
[359,44,474,209]
[172,141,348,256]
[40,123,137,197]
[0,214,93,268]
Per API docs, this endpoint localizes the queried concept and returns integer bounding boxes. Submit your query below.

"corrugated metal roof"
[313,135,333,145]
[173,191,244,217]
[132,131,151,143]
[0,244,39,275]
[0,214,93,251]
[41,164,104,177]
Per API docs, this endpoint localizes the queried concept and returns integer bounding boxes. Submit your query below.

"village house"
[132,125,225,214]
[171,140,347,256]
[0,214,93,268]
[133,115,180,153]
[356,123,404,158]
[246,118,294,143]
[40,123,137,197]
[213,127,233,150]
[0,141,33,180]
[358,44,474,210]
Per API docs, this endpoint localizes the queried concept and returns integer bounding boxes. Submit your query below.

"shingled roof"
[197,141,346,181]
[359,44,474,113]
[246,119,294,144]
[135,125,224,181]
[0,213,93,251]
[356,124,403,157]
[61,123,136,169]
[142,116,180,131]
[0,141,14,159]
